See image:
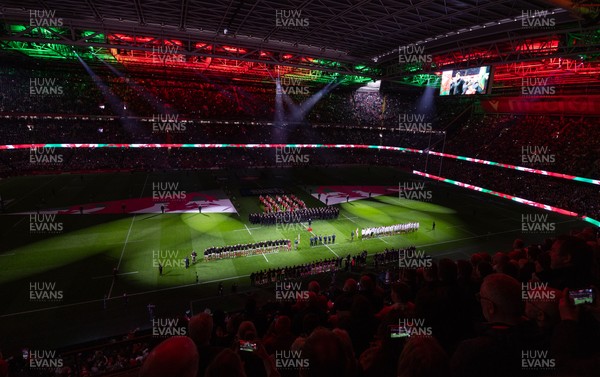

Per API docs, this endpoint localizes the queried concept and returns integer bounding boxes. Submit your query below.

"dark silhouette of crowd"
[251,251,369,286]
[373,246,417,267]
[136,229,600,377]
[4,230,600,377]
[429,157,600,220]
[444,114,600,179]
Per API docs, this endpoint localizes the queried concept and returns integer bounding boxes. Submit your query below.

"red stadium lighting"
[222,46,247,53]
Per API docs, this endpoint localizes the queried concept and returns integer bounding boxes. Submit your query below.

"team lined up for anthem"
[204,239,291,260]
[361,222,420,238]
[248,207,340,225]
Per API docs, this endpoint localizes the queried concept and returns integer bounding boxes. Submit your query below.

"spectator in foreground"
[263,315,295,355]
[139,336,198,377]
[376,281,415,321]
[188,313,224,377]
[538,235,593,290]
[397,336,449,377]
[300,328,348,377]
[235,320,278,377]
[451,273,537,377]
[205,349,247,377]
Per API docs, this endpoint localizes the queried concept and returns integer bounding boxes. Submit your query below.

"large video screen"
[440,66,491,96]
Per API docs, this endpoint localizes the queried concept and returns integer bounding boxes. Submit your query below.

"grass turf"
[0,166,587,348]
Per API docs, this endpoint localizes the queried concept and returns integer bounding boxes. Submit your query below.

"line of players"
[310,234,336,246]
[249,207,340,225]
[204,239,291,260]
[361,222,419,239]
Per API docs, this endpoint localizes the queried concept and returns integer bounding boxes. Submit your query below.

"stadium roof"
[1,0,594,62]
[1,0,599,85]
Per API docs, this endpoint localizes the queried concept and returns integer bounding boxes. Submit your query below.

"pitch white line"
[262,253,269,262]
[92,271,139,280]
[0,274,251,319]
[3,217,26,233]
[247,250,280,257]
[378,237,391,245]
[418,220,578,249]
[105,239,146,246]
[342,214,360,225]
[233,227,261,232]
[0,253,15,257]
[304,224,338,256]
[6,176,59,209]
[244,224,252,235]
[324,244,339,257]
[108,216,137,298]
[108,174,149,298]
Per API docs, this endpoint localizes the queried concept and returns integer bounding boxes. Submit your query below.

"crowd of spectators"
[432,157,600,220]
[2,62,600,242]
[141,229,600,377]
[250,258,342,286]
[4,229,600,377]
[444,114,600,179]
[373,247,417,267]
[251,251,369,286]
[4,332,154,377]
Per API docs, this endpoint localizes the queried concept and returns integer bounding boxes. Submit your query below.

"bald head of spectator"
[273,315,292,335]
[300,328,347,377]
[397,336,449,377]
[513,239,525,251]
[188,312,213,347]
[470,253,483,268]
[492,252,509,272]
[205,349,246,377]
[139,336,198,377]
[237,320,258,341]
[359,275,374,292]
[479,273,524,325]
[308,280,321,294]
[343,278,357,293]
